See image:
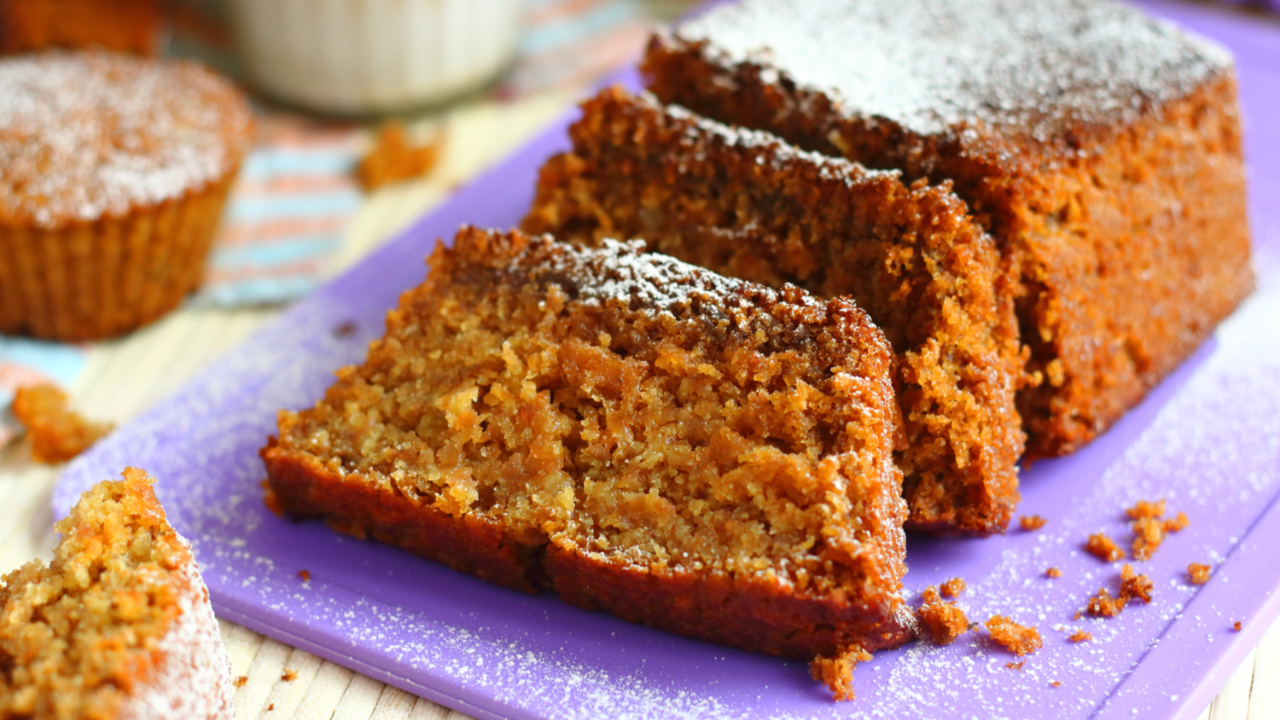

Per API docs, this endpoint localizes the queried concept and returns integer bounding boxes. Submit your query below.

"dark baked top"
[672,0,1231,142]
[0,51,253,228]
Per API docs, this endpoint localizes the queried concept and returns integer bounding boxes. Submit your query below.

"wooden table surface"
[2,21,1278,719]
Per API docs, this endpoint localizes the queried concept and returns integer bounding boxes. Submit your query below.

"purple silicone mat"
[56,2,1280,718]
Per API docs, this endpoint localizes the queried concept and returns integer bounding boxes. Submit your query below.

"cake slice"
[525,88,1024,535]
[644,0,1254,457]
[263,227,916,672]
[0,468,233,719]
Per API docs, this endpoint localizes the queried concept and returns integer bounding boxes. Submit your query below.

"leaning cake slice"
[525,88,1024,535]
[0,468,233,719]
[263,227,915,694]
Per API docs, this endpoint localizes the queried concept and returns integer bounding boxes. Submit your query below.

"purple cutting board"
[55,2,1280,718]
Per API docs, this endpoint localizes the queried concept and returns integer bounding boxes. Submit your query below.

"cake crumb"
[298,569,311,582]
[1131,517,1166,561]
[1234,621,1243,632]
[234,675,248,688]
[267,704,275,712]
[1125,499,1166,519]
[1086,532,1124,562]
[1006,661,1025,670]
[918,589,970,646]
[1119,564,1153,604]
[282,669,298,682]
[1068,629,1092,643]
[986,615,1042,656]
[333,320,357,338]
[1019,515,1048,531]
[356,121,445,191]
[1165,511,1190,532]
[1046,567,1063,578]
[1188,563,1212,585]
[809,647,872,701]
[940,577,966,599]
[1051,681,1063,688]
[1086,588,1125,618]
[10,382,113,463]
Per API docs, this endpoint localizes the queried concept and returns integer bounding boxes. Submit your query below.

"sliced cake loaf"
[643,0,1253,457]
[525,88,1024,535]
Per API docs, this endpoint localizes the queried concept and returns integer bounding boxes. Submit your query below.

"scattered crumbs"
[918,588,970,646]
[1068,629,1092,643]
[1086,532,1124,562]
[267,704,275,712]
[809,646,871,701]
[1131,517,1166,561]
[356,120,445,191]
[985,615,1042,656]
[1019,515,1047,531]
[1006,661,1025,670]
[333,320,358,338]
[940,577,966,599]
[11,382,113,463]
[1125,499,1166,520]
[1051,681,1063,688]
[1119,563,1153,604]
[1086,588,1125,618]
[1188,563,1211,585]
[298,569,311,582]
[1234,621,1243,632]
[1165,511,1190,532]
[1073,611,1082,621]
[233,675,248,688]
[282,669,298,682]
[1046,567,1063,579]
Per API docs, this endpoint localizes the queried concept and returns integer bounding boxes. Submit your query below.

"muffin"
[0,50,253,341]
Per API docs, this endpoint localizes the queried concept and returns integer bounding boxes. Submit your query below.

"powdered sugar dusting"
[675,0,1232,141]
[0,51,252,228]
[122,536,234,720]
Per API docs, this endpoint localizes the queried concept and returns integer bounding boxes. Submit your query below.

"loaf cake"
[0,468,234,719]
[644,0,1254,457]
[263,227,916,668]
[525,87,1023,535]
[0,51,253,341]
[0,0,162,56]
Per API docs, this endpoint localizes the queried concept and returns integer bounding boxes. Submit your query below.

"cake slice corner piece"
[0,467,234,720]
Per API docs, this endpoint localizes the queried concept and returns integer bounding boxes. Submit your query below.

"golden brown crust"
[262,227,916,665]
[262,439,545,593]
[644,28,1253,458]
[525,87,1023,535]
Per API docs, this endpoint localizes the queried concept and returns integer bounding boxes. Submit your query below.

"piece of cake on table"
[262,227,916,698]
[0,468,234,719]
[644,0,1254,457]
[526,87,1024,535]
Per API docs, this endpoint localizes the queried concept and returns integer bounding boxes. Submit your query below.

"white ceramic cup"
[228,0,523,114]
